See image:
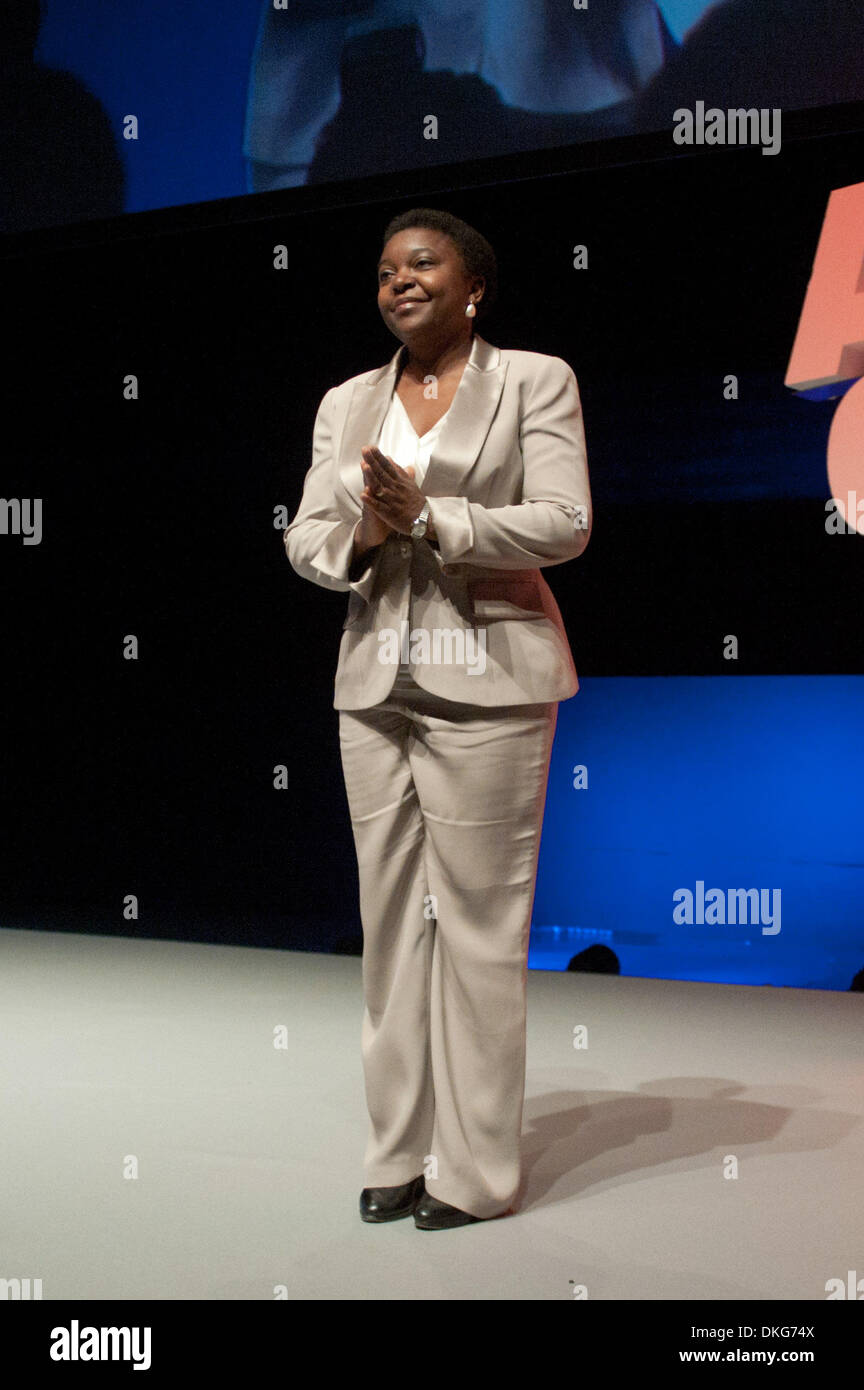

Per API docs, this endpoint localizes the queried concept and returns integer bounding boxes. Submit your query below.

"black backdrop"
[2,111,863,949]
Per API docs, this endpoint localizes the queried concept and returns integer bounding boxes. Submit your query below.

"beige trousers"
[338,665,558,1220]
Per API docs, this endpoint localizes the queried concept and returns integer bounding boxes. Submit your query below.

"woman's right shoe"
[359,1174,425,1222]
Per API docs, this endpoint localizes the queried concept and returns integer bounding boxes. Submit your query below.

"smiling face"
[377,227,483,349]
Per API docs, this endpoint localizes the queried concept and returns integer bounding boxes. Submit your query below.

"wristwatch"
[410,500,430,540]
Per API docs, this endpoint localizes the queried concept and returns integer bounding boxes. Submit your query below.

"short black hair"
[380,207,498,324]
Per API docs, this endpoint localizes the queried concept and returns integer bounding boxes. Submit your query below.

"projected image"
[3,0,863,234]
[243,0,682,191]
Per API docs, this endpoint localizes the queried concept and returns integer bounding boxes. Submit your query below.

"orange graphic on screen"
[786,180,864,536]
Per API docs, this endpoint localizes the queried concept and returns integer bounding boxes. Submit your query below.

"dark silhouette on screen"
[0,0,124,235]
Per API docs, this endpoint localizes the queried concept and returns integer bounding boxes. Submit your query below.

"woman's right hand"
[355,460,415,554]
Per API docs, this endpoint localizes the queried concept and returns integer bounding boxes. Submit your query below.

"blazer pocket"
[468,578,545,622]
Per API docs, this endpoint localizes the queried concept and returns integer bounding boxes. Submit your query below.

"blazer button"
[400,541,411,557]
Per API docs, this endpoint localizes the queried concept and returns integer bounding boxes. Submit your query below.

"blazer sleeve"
[283,386,382,604]
[425,357,592,569]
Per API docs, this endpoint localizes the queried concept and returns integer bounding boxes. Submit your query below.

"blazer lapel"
[335,333,508,509]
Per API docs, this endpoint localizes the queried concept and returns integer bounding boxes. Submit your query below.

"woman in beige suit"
[284,208,591,1229]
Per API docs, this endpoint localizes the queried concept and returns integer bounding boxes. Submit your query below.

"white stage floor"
[1,927,861,1301]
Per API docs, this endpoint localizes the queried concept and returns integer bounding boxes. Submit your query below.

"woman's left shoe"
[413,1192,482,1230]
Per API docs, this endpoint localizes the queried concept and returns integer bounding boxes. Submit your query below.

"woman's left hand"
[360,447,427,535]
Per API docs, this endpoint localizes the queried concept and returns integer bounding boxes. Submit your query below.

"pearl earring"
[465,301,476,317]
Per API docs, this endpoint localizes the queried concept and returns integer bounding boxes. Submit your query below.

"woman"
[284,208,591,1229]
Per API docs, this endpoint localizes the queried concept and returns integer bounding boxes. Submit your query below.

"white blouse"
[376,387,453,674]
[376,387,451,485]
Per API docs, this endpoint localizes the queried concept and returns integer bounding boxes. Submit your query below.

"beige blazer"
[284,332,592,708]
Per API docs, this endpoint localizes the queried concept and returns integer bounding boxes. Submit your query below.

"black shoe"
[413,1192,483,1229]
[359,1175,425,1222]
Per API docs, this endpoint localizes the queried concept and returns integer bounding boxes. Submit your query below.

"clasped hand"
[359,446,427,540]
